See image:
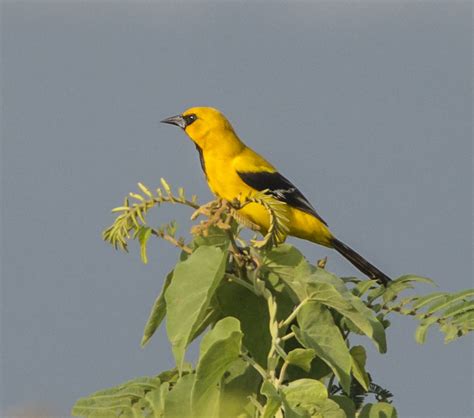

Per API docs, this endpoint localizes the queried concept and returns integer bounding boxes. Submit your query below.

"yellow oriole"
[162,107,391,285]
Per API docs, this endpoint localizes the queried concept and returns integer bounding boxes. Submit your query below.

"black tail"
[332,238,392,286]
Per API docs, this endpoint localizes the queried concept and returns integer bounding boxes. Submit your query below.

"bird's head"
[161,107,242,152]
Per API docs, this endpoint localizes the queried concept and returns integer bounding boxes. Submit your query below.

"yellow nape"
[182,107,244,153]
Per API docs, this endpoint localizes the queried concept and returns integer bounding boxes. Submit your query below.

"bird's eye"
[183,114,197,126]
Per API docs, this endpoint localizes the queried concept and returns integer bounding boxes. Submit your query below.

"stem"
[226,274,260,296]
[157,196,199,209]
[281,331,296,342]
[280,297,309,328]
[241,353,267,379]
[277,361,290,387]
[151,230,192,254]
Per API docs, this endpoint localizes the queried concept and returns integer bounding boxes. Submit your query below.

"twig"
[277,361,290,387]
[280,298,309,328]
[226,274,260,296]
[241,353,268,379]
[280,331,295,342]
[151,229,192,254]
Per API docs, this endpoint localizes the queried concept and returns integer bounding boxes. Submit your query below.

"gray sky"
[1,1,472,417]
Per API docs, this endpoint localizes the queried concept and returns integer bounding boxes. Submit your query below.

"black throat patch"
[194,144,207,179]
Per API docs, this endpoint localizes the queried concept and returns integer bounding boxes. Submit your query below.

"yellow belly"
[204,153,333,247]
[238,203,333,247]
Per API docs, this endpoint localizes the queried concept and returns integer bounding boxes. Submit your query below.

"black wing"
[237,171,328,226]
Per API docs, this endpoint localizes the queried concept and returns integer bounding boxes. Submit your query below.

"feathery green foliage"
[72,181,473,418]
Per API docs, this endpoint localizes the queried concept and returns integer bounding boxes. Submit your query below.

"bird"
[161,107,391,286]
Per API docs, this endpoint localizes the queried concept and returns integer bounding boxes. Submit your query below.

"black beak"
[161,114,186,129]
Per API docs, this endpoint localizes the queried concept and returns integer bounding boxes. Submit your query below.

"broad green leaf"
[284,326,333,383]
[315,398,346,418]
[265,246,385,351]
[293,302,352,393]
[221,363,260,418]
[281,379,345,417]
[330,395,355,418]
[306,282,387,353]
[286,348,316,372]
[191,317,243,417]
[189,302,221,343]
[359,402,398,418]
[350,346,370,391]
[261,380,282,418]
[192,225,231,249]
[163,374,195,418]
[217,281,272,366]
[165,245,227,370]
[141,271,173,347]
[281,378,328,405]
[262,244,313,300]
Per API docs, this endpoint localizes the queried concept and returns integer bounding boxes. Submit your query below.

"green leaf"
[71,376,162,417]
[262,244,313,300]
[263,245,385,353]
[293,302,352,393]
[440,322,459,343]
[441,299,474,318]
[137,226,152,264]
[192,225,230,249]
[221,363,261,418]
[191,317,243,418]
[425,289,474,316]
[415,316,438,344]
[380,274,434,303]
[141,271,173,347]
[165,245,228,370]
[286,348,316,372]
[281,379,345,418]
[145,383,168,416]
[395,274,435,286]
[452,310,474,328]
[381,274,435,304]
[382,281,415,303]
[350,346,370,391]
[307,282,387,353]
[217,281,272,367]
[163,374,195,418]
[330,395,355,418]
[315,398,346,418]
[353,280,377,297]
[358,402,398,418]
[281,378,328,407]
[410,292,446,310]
[261,380,282,418]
